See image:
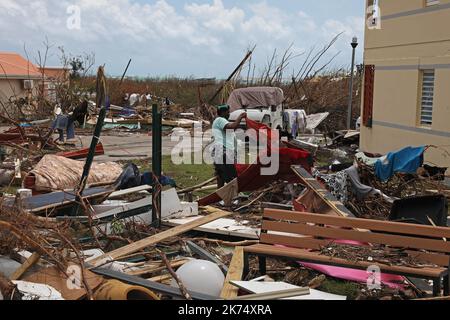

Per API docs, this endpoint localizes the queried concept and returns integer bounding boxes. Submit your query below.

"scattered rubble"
[0,62,449,302]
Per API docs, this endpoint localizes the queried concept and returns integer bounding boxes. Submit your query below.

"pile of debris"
[1,67,449,302]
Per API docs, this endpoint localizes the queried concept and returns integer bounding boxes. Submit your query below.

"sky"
[0,0,366,78]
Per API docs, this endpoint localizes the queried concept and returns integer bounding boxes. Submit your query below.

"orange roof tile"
[0,52,42,78]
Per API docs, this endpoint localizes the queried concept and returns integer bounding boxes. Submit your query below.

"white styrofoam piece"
[12,281,64,300]
[231,281,347,300]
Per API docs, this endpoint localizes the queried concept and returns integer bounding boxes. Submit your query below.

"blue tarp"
[375,146,426,182]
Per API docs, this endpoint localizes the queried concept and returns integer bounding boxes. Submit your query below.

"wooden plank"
[291,166,354,217]
[126,259,189,276]
[10,252,41,280]
[262,220,450,253]
[263,209,450,239]
[147,274,172,283]
[88,207,233,268]
[220,247,244,300]
[260,233,327,249]
[259,233,450,267]
[244,244,447,278]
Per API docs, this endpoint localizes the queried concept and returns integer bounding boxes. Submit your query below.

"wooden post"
[152,103,162,226]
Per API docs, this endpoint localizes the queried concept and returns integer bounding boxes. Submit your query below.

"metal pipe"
[347,37,358,130]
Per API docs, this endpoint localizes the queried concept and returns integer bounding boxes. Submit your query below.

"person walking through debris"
[47,100,88,144]
[212,104,247,188]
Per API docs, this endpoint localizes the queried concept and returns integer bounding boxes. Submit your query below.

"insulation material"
[30,155,123,191]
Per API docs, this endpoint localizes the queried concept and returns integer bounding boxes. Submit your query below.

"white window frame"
[419,69,435,127]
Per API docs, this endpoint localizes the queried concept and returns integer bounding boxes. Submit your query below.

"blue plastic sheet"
[375,146,426,182]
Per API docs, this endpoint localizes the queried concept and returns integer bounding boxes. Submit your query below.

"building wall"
[361,0,450,168]
[0,79,26,101]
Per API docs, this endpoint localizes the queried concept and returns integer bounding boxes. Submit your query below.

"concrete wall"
[0,79,25,101]
[361,0,450,168]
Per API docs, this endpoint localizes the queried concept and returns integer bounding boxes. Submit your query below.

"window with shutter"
[420,70,435,126]
[426,0,440,7]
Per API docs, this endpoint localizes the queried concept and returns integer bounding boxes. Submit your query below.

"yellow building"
[360,0,450,171]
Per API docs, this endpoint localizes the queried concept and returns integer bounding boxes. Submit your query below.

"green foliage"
[319,279,361,300]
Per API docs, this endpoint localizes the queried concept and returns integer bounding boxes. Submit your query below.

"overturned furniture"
[243,209,450,296]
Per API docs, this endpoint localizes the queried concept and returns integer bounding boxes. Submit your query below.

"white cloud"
[322,16,364,42]
[298,11,317,32]
[0,0,364,76]
[185,0,245,32]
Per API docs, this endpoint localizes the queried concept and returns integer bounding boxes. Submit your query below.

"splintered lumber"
[220,247,244,300]
[126,259,189,276]
[148,274,173,283]
[291,165,355,217]
[10,252,41,280]
[88,207,232,268]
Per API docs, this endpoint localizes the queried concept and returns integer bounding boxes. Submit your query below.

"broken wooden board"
[292,165,355,217]
[163,217,260,240]
[23,264,104,300]
[10,252,41,280]
[88,207,233,268]
[230,280,346,300]
[220,247,244,300]
[126,259,189,276]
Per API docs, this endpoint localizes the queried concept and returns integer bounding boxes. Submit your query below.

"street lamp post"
[347,37,358,130]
